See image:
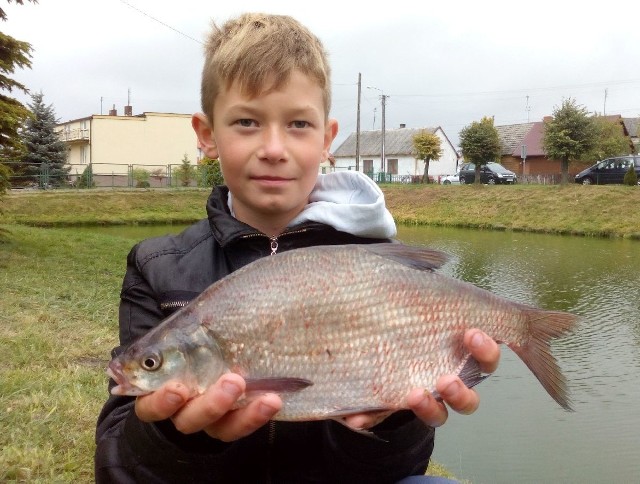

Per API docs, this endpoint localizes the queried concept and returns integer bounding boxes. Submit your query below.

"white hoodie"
[288,171,397,239]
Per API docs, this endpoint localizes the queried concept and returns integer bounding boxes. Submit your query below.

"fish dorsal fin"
[361,243,448,271]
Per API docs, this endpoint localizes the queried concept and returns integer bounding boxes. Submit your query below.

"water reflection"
[397,225,640,483]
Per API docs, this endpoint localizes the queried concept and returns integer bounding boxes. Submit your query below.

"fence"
[3,161,570,189]
[3,162,223,190]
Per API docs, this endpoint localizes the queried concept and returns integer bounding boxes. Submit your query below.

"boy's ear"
[192,113,219,159]
[322,118,339,159]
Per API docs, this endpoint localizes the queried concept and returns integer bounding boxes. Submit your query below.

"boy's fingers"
[407,388,448,427]
[465,329,500,374]
[171,374,246,435]
[135,381,190,422]
[436,375,480,415]
[204,394,282,442]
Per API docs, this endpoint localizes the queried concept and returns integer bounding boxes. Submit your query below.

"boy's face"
[194,70,338,235]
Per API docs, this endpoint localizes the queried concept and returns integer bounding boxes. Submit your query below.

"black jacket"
[95,186,435,483]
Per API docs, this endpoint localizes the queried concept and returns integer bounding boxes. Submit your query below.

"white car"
[441,173,460,185]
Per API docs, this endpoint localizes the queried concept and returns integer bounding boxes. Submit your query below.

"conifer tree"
[21,91,69,187]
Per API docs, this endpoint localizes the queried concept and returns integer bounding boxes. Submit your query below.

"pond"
[81,223,640,483]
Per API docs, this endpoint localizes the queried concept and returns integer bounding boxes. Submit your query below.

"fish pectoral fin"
[432,356,489,402]
[362,243,448,272]
[244,377,313,394]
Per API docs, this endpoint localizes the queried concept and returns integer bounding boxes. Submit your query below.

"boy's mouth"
[252,176,294,186]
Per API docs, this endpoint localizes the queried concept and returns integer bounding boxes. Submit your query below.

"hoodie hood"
[287,171,397,238]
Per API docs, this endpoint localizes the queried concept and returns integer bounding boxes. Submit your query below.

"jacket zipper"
[159,300,190,311]
[240,228,308,256]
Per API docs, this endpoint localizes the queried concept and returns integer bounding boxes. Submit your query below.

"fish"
[107,243,577,420]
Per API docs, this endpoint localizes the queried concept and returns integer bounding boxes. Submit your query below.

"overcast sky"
[4,0,640,148]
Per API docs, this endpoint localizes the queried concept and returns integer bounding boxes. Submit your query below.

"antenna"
[526,95,531,123]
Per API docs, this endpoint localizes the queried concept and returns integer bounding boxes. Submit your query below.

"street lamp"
[367,86,387,175]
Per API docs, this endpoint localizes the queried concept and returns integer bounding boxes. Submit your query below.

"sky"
[4,0,640,148]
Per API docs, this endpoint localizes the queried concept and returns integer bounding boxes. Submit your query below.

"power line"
[118,0,203,45]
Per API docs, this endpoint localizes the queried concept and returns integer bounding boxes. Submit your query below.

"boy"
[95,13,499,483]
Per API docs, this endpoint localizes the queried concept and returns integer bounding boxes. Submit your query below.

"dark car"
[459,162,517,185]
[574,155,640,185]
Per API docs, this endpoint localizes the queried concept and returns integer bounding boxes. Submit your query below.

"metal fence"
[3,162,223,190]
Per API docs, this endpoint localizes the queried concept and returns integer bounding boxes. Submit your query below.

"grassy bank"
[3,183,640,238]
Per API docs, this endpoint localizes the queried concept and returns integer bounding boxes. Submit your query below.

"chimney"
[109,104,117,116]
[124,105,133,116]
[400,123,406,128]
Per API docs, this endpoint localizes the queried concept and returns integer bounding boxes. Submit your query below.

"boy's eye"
[237,119,256,127]
[290,120,310,129]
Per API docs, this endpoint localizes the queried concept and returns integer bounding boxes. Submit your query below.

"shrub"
[623,164,638,186]
[132,168,150,188]
[198,157,224,187]
[76,165,96,188]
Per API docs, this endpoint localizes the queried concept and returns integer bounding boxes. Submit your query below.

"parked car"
[441,173,460,185]
[574,155,640,185]
[459,162,517,184]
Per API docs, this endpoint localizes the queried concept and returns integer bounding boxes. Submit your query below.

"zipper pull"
[269,236,278,256]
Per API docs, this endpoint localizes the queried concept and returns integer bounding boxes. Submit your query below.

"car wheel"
[581,177,593,185]
[443,180,451,185]
[488,178,496,185]
[459,177,466,184]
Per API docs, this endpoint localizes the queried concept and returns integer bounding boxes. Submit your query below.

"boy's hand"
[343,328,500,430]
[135,373,282,442]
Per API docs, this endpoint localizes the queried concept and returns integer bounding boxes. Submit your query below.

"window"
[80,146,88,164]
[363,159,373,174]
[387,159,398,175]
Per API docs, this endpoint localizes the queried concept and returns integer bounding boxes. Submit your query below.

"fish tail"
[507,309,577,411]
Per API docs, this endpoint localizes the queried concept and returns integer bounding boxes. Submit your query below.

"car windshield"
[486,162,511,174]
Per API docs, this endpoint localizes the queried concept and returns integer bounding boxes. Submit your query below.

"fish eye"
[140,352,162,371]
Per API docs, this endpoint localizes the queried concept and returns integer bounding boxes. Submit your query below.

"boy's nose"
[259,127,286,162]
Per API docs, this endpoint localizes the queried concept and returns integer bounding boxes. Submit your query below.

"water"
[78,223,640,483]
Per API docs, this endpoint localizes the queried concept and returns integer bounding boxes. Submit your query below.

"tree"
[459,116,501,185]
[412,130,442,183]
[581,115,631,163]
[623,163,638,186]
[175,153,195,187]
[132,167,150,188]
[0,1,36,159]
[198,156,224,187]
[76,164,95,188]
[542,98,597,185]
[20,91,68,187]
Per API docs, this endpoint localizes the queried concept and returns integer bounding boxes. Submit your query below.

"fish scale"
[108,243,578,418]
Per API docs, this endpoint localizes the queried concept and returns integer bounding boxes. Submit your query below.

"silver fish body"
[108,243,576,419]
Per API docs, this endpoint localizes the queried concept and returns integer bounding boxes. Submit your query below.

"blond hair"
[200,13,331,123]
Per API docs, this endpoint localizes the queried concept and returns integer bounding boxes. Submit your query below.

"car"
[574,155,640,185]
[459,162,517,184]
[441,173,460,185]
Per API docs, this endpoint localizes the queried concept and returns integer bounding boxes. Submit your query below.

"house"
[56,107,200,187]
[496,115,634,178]
[330,125,459,182]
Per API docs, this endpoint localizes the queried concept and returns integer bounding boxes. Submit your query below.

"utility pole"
[604,88,608,115]
[356,73,361,172]
[367,86,387,174]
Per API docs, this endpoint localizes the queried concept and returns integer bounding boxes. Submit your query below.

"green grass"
[0,225,129,482]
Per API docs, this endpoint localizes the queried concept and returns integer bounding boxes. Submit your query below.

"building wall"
[502,155,587,176]
[58,112,199,178]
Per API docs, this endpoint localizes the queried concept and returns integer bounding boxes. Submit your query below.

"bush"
[0,163,12,196]
[132,168,150,188]
[623,164,638,186]
[76,165,96,188]
[198,157,224,187]
[175,154,195,187]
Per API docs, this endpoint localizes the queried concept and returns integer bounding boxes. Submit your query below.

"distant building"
[331,125,459,181]
[496,115,635,178]
[56,107,199,186]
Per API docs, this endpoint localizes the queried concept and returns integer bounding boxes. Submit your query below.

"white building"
[330,125,459,182]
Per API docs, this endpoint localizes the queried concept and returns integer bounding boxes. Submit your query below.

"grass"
[0,225,129,482]
[1,183,638,481]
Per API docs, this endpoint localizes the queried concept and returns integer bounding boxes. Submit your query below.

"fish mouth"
[107,359,150,396]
